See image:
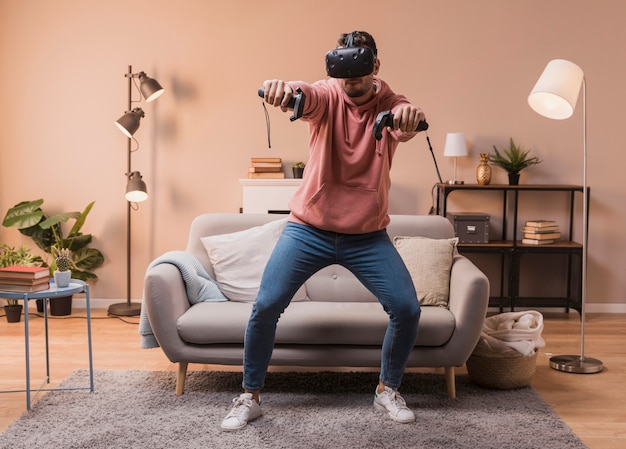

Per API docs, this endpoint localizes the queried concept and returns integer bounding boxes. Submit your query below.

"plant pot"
[4,305,23,323]
[292,167,304,179]
[50,295,72,316]
[54,270,71,288]
[508,173,520,185]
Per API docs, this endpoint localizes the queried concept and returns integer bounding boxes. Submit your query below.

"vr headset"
[325,33,376,79]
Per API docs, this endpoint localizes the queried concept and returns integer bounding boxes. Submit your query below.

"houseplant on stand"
[489,137,541,185]
[2,199,105,316]
[50,247,73,316]
[0,244,44,323]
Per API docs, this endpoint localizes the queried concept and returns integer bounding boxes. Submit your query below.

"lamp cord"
[262,101,271,149]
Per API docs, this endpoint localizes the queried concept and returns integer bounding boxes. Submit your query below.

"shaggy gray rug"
[0,370,587,449]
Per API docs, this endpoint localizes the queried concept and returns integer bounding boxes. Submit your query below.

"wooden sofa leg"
[445,367,456,399]
[176,362,188,396]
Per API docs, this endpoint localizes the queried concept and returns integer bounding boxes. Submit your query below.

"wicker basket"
[466,350,537,389]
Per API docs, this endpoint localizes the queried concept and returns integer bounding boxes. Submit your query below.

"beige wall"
[0,0,624,308]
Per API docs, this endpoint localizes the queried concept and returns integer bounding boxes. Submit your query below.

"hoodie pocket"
[303,181,380,233]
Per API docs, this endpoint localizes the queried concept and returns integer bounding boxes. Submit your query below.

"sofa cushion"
[200,218,307,303]
[304,265,378,303]
[393,236,458,307]
[177,301,455,347]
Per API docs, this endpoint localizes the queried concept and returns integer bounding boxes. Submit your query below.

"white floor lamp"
[528,59,603,374]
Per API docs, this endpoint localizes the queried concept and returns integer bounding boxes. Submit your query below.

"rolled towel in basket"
[475,311,546,357]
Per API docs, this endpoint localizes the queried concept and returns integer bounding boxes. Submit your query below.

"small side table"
[0,280,94,409]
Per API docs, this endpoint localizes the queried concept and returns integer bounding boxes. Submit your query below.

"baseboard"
[488,303,626,314]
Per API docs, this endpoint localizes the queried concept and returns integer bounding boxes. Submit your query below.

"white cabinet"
[240,179,302,213]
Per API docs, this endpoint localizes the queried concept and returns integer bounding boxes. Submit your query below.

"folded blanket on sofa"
[138,251,227,349]
[474,311,545,357]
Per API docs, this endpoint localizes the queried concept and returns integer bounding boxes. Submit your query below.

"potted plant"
[52,247,73,288]
[0,244,44,323]
[489,138,541,185]
[2,199,105,316]
[291,161,306,179]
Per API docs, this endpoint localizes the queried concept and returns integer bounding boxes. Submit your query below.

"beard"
[342,78,373,98]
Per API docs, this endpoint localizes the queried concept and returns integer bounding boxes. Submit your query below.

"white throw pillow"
[393,236,458,307]
[201,219,307,303]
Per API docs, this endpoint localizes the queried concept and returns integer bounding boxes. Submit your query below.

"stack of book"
[247,157,284,179]
[521,220,561,245]
[0,265,50,292]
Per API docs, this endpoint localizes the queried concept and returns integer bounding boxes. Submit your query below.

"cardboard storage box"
[447,212,490,243]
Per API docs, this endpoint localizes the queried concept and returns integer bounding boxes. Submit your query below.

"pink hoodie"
[287,77,418,234]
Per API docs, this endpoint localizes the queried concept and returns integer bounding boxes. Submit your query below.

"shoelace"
[226,397,254,418]
[387,390,408,408]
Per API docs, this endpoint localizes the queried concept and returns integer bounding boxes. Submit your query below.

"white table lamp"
[443,132,468,185]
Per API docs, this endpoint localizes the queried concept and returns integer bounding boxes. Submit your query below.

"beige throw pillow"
[200,219,307,303]
[393,236,458,307]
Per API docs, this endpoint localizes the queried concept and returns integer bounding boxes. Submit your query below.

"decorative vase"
[54,270,71,288]
[508,172,520,186]
[476,153,492,185]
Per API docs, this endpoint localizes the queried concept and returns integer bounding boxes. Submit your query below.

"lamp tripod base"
[108,302,142,317]
[549,354,603,374]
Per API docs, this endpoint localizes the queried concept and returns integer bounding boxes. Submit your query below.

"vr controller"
[373,110,429,140]
[258,87,306,122]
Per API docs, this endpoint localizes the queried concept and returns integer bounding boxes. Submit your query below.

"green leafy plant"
[2,199,104,282]
[0,244,43,306]
[291,161,306,169]
[489,138,541,174]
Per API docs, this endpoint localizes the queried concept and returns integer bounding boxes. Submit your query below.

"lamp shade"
[528,59,584,120]
[138,72,164,103]
[125,171,148,202]
[115,108,145,138]
[443,133,468,157]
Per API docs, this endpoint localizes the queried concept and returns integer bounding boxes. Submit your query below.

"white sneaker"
[373,386,416,423]
[221,393,262,431]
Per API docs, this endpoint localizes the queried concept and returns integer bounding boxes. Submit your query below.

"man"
[221,31,426,431]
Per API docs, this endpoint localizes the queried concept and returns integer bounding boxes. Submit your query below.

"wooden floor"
[1,308,624,448]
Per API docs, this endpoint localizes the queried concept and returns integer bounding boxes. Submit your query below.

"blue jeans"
[243,222,421,392]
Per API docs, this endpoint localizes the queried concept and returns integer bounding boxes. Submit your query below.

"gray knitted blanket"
[138,251,227,348]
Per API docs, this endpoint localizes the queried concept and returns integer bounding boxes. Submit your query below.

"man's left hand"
[393,106,426,133]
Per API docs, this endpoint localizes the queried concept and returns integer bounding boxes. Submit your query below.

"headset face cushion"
[325,47,375,78]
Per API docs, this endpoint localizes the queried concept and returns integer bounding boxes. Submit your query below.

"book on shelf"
[0,281,50,292]
[250,157,281,163]
[521,238,555,245]
[249,166,282,173]
[247,172,286,179]
[523,231,561,240]
[0,265,49,280]
[521,225,560,233]
[524,219,557,228]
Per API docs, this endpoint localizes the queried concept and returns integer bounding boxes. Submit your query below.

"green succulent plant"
[489,138,541,174]
[53,247,73,272]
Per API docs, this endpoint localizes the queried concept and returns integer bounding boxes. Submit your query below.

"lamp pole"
[108,65,142,316]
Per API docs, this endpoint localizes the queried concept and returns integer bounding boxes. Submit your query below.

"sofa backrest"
[186,213,455,302]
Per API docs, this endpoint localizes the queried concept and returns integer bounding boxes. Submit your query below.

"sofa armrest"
[444,254,490,365]
[143,263,192,362]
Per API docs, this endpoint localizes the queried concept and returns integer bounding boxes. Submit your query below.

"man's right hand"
[262,80,293,112]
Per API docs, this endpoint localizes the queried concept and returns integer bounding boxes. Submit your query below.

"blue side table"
[0,280,94,409]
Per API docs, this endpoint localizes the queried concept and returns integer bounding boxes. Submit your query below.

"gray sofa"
[142,213,489,398]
